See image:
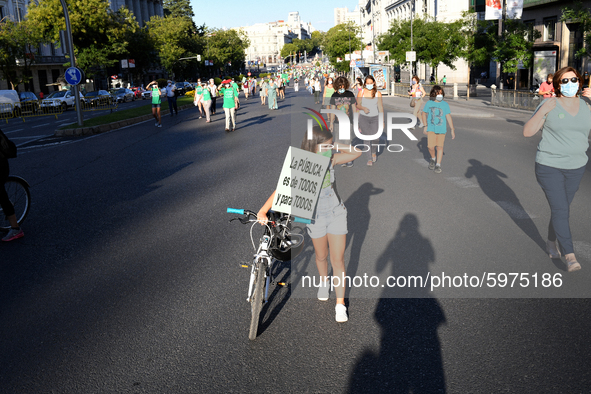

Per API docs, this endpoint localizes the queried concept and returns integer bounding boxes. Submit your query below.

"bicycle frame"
[247,233,274,303]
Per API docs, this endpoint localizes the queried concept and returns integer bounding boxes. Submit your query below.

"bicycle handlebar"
[226,208,311,224]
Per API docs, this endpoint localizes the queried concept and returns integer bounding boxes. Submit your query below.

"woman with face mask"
[523,66,591,272]
[329,77,357,167]
[409,75,426,128]
[266,77,278,110]
[356,75,384,166]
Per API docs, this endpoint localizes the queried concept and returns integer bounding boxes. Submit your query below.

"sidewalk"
[383,95,495,118]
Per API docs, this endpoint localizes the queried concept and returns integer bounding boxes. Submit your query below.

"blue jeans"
[535,162,586,255]
[167,96,178,114]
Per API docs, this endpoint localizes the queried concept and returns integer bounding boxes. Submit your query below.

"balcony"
[34,55,68,65]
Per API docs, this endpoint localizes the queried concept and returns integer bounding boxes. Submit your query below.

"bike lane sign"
[272,146,330,220]
[65,67,83,86]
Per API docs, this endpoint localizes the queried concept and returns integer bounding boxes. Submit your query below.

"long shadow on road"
[348,214,446,393]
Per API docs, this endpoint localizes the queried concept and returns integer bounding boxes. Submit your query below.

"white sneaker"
[317,279,329,301]
[335,304,348,322]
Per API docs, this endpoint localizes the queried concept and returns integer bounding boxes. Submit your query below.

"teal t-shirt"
[422,100,451,134]
[151,86,161,105]
[535,98,591,169]
[231,82,239,96]
[220,87,236,108]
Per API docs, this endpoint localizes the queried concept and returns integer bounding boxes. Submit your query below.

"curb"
[385,104,495,118]
[54,103,194,137]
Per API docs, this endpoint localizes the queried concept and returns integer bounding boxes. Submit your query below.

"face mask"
[366,84,374,90]
[560,81,578,97]
[436,95,444,101]
[328,80,333,84]
[412,80,416,85]
[338,88,345,94]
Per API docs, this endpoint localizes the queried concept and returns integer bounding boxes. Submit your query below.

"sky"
[191,0,361,32]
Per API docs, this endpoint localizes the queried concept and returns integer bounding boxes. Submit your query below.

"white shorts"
[307,188,348,239]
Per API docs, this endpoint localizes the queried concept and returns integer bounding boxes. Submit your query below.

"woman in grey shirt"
[524,66,591,272]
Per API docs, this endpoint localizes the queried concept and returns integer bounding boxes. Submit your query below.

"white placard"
[271,147,330,220]
[406,51,416,62]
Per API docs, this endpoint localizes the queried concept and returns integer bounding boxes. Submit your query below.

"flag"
[485,0,502,20]
[506,0,524,19]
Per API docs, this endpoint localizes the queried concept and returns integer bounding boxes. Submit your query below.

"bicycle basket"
[269,232,305,262]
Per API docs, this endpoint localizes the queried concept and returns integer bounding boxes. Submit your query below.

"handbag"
[410,98,416,108]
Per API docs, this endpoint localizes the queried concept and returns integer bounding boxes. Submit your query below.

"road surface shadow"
[348,214,446,393]
[464,159,549,261]
[342,182,384,296]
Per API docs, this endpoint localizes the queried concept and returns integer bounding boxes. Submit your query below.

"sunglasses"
[560,77,579,84]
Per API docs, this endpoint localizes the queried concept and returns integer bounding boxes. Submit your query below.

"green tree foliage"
[206,29,250,74]
[163,0,194,19]
[378,18,465,71]
[561,3,591,60]
[0,19,44,90]
[281,43,298,60]
[322,22,362,71]
[492,19,541,74]
[458,11,497,68]
[26,0,139,76]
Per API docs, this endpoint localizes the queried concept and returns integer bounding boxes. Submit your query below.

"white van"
[0,90,21,116]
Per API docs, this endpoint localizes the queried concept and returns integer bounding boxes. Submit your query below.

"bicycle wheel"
[0,176,31,231]
[248,260,266,340]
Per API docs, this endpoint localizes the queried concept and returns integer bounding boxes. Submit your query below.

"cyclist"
[256,125,362,322]
[0,138,23,241]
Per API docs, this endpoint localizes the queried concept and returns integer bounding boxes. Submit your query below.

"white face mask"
[436,95,444,101]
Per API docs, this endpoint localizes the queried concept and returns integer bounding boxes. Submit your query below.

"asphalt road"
[1,85,590,393]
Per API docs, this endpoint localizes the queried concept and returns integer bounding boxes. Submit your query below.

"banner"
[272,147,330,220]
[369,65,389,93]
[485,0,502,20]
[506,0,524,19]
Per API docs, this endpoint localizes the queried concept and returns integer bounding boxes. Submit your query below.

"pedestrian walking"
[165,80,178,116]
[323,77,335,128]
[355,78,364,96]
[314,78,321,104]
[294,78,299,92]
[256,126,362,323]
[538,74,555,98]
[409,75,426,128]
[243,79,249,100]
[267,78,278,110]
[195,82,212,122]
[421,85,455,174]
[442,75,447,86]
[330,76,357,168]
[208,79,218,115]
[146,80,162,127]
[523,66,591,272]
[0,131,24,242]
[194,80,204,118]
[260,77,268,106]
[220,79,238,132]
[356,75,384,166]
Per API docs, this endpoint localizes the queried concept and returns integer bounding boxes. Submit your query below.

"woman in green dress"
[266,79,278,110]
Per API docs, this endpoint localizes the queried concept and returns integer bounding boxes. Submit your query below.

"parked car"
[83,90,113,106]
[131,87,144,99]
[110,88,135,103]
[0,90,21,116]
[39,90,81,112]
[141,90,152,100]
[18,91,41,115]
[174,81,193,96]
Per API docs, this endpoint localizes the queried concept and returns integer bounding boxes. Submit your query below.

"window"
[0,6,4,20]
[524,19,535,41]
[544,17,557,41]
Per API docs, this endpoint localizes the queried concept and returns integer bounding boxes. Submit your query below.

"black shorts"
[152,104,161,108]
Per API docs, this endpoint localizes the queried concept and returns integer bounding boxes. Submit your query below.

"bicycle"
[0,175,31,231]
[227,208,309,340]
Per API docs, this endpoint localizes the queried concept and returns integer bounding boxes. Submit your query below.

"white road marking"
[4,129,24,134]
[490,201,537,219]
[32,123,51,128]
[10,136,47,140]
[445,177,480,188]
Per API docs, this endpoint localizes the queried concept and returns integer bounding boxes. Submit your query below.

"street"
[1,86,591,393]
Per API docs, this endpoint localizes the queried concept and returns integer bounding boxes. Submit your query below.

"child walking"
[421,85,455,173]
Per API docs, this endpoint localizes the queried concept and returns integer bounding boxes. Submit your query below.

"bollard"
[453,83,458,100]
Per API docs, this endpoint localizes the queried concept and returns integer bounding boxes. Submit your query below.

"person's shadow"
[464,159,548,259]
[348,214,446,393]
[342,182,384,292]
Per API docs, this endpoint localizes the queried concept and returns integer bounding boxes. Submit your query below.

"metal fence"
[0,103,15,122]
[391,82,457,99]
[78,96,118,112]
[490,88,541,111]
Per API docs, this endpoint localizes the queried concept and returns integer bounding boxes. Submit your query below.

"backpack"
[0,129,17,159]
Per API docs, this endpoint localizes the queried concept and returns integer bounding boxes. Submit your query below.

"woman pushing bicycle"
[257,126,361,322]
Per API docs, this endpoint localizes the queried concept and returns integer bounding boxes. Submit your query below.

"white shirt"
[165,84,176,97]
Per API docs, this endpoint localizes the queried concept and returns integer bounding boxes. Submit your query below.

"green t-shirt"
[201,87,211,101]
[535,98,591,169]
[231,82,239,96]
[319,150,332,189]
[151,86,161,105]
[220,87,236,108]
[196,86,203,95]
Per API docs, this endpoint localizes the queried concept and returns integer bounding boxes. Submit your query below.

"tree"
[281,43,298,61]
[492,19,541,75]
[0,19,44,90]
[378,18,465,75]
[206,29,250,75]
[26,0,139,77]
[322,22,362,71]
[163,0,194,19]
